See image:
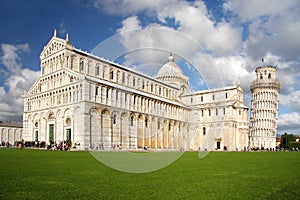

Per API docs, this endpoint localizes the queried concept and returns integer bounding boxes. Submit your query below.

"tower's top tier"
[250,66,281,92]
[255,66,277,80]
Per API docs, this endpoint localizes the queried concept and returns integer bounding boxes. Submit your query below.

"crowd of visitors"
[47,140,74,151]
[1,140,77,151]
[1,140,299,151]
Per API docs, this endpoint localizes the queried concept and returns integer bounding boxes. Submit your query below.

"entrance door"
[49,124,54,143]
[66,128,71,141]
[35,131,38,141]
[217,141,221,149]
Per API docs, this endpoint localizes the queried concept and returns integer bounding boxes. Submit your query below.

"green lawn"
[0,148,299,199]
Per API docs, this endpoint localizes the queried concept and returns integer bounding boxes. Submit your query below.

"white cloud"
[0,43,30,74]
[91,0,171,16]
[116,17,204,71]
[224,0,300,60]
[0,43,39,121]
[59,21,66,35]
[278,112,300,132]
[95,0,243,56]
[158,1,242,56]
[118,16,141,32]
[213,56,254,90]
[223,0,300,22]
[5,68,39,98]
[246,14,300,60]
[111,1,245,88]
[280,90,300,111]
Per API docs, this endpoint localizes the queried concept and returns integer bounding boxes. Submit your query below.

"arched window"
[70,57,73,69]
[130,116,134,126]
[80,60,84,72]
[95,86,99,96]
[113,114,117,124]
[122,73,125,83]
[203,127,206,135]
[95,66,99,76]
[268,73,271,79]
[48,113,55,120]
[132,78,135,87]
[66,118,71,126]
[102,67,105,78]
[110,70,114,80]
[106,88,109,98]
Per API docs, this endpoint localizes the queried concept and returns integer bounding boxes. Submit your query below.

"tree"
[280,133,296,149]
[289,141,300,149]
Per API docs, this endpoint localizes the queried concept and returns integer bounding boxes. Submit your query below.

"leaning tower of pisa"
[250,64,281,149]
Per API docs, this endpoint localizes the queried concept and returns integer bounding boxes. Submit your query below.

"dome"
[155,54,189,92]
[155,54,187,80]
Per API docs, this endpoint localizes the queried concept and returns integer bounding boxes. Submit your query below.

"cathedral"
[22,30,279,151]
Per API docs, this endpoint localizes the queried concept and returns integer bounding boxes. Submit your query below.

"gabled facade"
[23,30,249,151]
[181,85,249,151]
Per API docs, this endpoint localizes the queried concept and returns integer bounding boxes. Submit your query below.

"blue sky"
[1,0,300,135]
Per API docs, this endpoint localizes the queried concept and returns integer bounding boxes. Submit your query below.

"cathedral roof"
[155,54,188,81]
[0,120,23,128]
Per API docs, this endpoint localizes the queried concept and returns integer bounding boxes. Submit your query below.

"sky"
[0,0,300,135]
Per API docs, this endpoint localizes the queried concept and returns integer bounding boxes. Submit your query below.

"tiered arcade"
[250,66,281,149]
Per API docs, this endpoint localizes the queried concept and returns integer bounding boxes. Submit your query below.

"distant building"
[0,120,23,146]
[250,65,281,149]
[296,133,300,142]
[276,137,281,147]
[23,30,250,151]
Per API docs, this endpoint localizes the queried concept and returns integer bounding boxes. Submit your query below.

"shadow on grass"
[90,151,184,173]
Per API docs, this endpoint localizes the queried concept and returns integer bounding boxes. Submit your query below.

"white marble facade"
[23,30,251,151]
[0,121,23,146]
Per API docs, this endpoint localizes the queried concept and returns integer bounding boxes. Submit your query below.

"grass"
[0,148,299,199]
